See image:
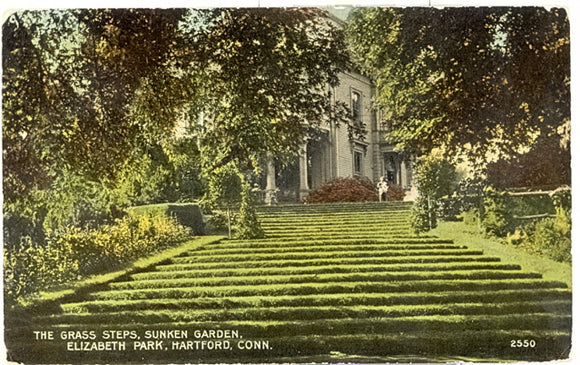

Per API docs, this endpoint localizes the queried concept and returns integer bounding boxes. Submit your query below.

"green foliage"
[411,152,456,231]
[118,138,205,206]
[129,203,206,235]
[481,186,513,238]
[3,9,191,204]
[302,176,378,203]
[187,8,350,173]
[515,209,571,263]
[461,209,480,227]
[3,170,127,250]
[550,186,571,211]
[411,195,437,234]
[235,182,265,240]
[3,8,343,247]
[206,211,235,235]
[439,176,485,222]
[507,194,556,217]
[207,163,242,238]
[486,135,570,190]
[347,7,570,161]
[414,152,456,200]
[206,162,265,239]
[207,163,243,210]
[4,214,191,305]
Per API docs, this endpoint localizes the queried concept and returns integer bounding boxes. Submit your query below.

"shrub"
[520,210,571,263]
[206,211,234,234]
[386,184,406,201]
[4,214,191,305]
[507,194,555,217]
[235,182,265,239]
[411,152,456,230]
[128,203,205,235]
[551,186,571,211]
[207,163,243,238]
[303,176,378,203]
[481,186,513,238]
[461,209,480,227]
[411,195,438,234]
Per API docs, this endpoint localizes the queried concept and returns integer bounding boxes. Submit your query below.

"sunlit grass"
[431,222,571,287]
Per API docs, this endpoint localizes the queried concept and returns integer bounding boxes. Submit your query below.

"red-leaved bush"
[386,184,406,201]
[303,177,378,203]
[303,176,407,203]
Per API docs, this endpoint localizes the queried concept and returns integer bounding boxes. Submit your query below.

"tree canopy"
[346,7,570,163]
[3,8,349,205]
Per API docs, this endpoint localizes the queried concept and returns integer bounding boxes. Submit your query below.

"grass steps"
[154,255,505,272]
[82,279,567,302]
[110,270,544,290]
[5,202,571,363]
[57,288,571,313]
[135,262,525,280]
[32,304,571,326]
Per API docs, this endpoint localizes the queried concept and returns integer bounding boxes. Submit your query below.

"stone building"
[263,68,414,204]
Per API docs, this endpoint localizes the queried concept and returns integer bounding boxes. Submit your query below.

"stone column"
[265,156,277,205]
[299,143,310,199]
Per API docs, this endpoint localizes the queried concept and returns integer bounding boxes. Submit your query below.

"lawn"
[431,221,572,287]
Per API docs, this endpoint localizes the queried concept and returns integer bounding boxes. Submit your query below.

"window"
[353,151,363,175]
[351,90,362,125]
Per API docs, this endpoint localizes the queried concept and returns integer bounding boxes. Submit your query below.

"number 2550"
[511,339,536,348]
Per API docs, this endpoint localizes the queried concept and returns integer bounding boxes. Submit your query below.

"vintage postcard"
[2,1,573,364]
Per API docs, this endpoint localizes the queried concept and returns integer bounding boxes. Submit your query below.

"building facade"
[264,70,414,204]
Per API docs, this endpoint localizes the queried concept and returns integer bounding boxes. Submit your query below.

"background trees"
[347,7,570,172]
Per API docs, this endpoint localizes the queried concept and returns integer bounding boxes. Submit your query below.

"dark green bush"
[411,195,438,234]
[551,186,571,211]
[4,214,192,305]
[129,203,205,235]
[507,194,556,217]
[481,186,513,238]
[235,182,265,239]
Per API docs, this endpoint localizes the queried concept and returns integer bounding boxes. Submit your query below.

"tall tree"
[179,8,350,174]
[3,9,191,204]
[346,7,570,163]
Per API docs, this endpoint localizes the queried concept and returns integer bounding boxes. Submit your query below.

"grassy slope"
[431,222,571,287]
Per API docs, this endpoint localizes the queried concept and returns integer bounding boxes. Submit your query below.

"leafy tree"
[235,181,265,240]
[207,163,243,239]
[481,186,513,237]
[486,134,571,189]
[181,8,350,173]
[3,9,192,205]
[347,7,570,163]
[411,151,456,233]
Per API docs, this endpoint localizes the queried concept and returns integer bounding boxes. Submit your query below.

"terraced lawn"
[4,202,571,363]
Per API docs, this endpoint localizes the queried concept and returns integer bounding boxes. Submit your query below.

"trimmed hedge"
[128,203,205,235]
